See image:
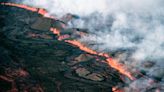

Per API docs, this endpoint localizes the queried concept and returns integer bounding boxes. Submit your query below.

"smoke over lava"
[21,0,164,91]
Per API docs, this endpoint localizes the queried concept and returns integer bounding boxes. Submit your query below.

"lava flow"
[0,2,55,19]
[65,40,98,55]
[112,87,124,92]
[65,40,135,80]
[51,26,135,80]
[1,2,135,81]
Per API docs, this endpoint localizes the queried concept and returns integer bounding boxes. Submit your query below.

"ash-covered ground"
[0,4,123,92]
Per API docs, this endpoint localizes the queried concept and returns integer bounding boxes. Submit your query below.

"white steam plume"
[22,0,109,17]
[21,0,164,91]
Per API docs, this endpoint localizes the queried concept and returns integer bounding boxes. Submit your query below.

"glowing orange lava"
[58,34,70,41]
[106,58,135,80]
[0,2,55,19]
[50,28,60,36]
[65,40,98,55]
[50,27,135,80]
[112,87,124,92]
[1,2,38,12]
[1,2,135,81]
[98,52,110,58]
[65,40,135,80]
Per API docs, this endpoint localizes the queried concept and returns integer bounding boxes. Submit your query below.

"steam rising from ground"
[22,0,164,60]
[22,0,109,16]
[22,0,164,91]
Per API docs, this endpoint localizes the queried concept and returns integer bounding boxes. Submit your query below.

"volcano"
[1,1,163,92]
[0,2,125,92]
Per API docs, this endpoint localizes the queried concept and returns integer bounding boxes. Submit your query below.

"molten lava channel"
[0,2,135,81]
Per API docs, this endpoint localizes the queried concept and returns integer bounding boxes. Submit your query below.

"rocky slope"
[0,5,123,92]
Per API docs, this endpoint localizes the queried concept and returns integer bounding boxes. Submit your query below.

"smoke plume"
[21,0,164,91]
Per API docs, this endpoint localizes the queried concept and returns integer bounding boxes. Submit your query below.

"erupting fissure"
[1,2,135,81]
[0,2,55,18]
[65,40,135,80]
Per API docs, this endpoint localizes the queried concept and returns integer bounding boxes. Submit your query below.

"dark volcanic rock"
[0,4,122,92]
[30,17,53,31]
